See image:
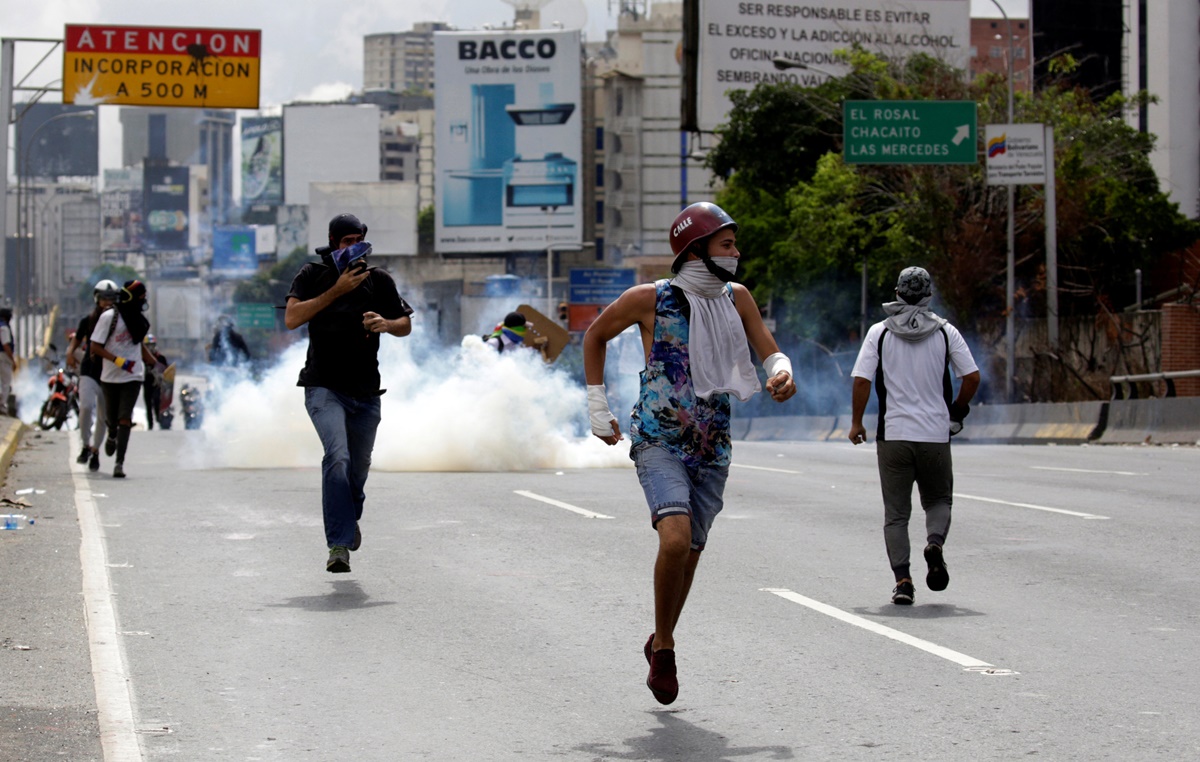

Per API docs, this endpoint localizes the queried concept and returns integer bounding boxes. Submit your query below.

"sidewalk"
[0,422,104,761]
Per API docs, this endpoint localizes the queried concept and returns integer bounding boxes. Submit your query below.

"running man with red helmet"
[583,201,796,705]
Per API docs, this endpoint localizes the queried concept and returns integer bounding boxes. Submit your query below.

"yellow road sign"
[63,24,260,109]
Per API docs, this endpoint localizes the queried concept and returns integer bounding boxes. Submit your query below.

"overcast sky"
[8,0,1029,106]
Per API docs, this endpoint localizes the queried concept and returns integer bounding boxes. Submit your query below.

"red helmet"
[669,202,738,273]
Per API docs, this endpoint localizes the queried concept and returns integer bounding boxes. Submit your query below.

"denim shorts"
[632,443,729,551]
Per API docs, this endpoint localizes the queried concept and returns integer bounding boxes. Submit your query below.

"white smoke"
[190,327,632,472]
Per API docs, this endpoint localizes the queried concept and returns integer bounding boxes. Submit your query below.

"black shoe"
[105,437,116,456]
[88,450,100,472]
[892,578,915,605]
[349,524,362,552]
[113,462,126,479]
[76,447,90,464]
[326,546,351,573]
[924,543,949,591]
[646,648,678,705]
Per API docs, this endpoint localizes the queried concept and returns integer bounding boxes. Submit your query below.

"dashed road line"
[514,490,614,519]
[731,463,804,474]
[956,492,1110,520]
[762,588,1015,674]
[1030,466,1147,476]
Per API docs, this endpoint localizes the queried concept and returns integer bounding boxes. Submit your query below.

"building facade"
[364,22,453,94]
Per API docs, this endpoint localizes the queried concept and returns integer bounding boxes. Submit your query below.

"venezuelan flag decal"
[987,134,1007,158]
[63,24,260,109]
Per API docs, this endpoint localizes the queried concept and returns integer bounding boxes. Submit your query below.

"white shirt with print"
[851,321,978,443]
[90,309,145,384]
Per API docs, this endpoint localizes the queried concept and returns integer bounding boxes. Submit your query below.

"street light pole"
[992,0,1016,402]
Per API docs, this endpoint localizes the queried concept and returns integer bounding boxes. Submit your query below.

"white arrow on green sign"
[843,100,977,165]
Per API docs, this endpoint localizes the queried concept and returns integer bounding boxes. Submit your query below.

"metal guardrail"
[1109,370,1200,399]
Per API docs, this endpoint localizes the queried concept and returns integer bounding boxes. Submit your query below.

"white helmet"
[93,279,120,302]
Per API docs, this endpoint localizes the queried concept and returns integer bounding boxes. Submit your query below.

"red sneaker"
[646,648,678,705]
[644,633,654,665]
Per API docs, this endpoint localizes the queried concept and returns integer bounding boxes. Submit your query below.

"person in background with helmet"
[0,307,14,416]
[141,334,169,430]
[848,266,980,606]
[90,280,155,479]
[209,315,251,369]
[285,213,413,574]
[583,201,796,705]
[66,279,119,470]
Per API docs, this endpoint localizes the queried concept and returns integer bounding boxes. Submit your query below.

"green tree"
[708,50,1199,352]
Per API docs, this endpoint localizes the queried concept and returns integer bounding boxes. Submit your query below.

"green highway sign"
[844,100,977,165]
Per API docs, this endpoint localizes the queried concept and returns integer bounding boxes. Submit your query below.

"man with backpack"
[66,279,120,469]
[848,266,980,606]
[90,280,156,479]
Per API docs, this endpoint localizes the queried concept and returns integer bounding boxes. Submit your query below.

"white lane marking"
[1030,466,1147,476]
[73,467,143,761]
[514,490,614,519]
[762,588,1010,672]
[955,492,1110,520]
[731,463,803,474]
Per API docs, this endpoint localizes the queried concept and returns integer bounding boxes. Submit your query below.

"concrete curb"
[0,417,27,487]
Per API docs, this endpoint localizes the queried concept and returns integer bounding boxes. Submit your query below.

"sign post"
[844,100,977,165]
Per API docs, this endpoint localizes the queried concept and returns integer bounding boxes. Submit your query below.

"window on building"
[596,163,604,187]
[1015,47,1027,59]
[595,127,604,151]
[596,201,604,225]
[990,46,1004,59]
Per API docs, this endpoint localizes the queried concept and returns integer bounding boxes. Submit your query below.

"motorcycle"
[39,369,79,431]
[179,383,204,430]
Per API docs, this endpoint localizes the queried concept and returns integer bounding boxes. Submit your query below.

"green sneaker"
[326,546,351,573]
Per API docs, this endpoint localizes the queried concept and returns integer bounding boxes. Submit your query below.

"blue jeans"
[304,387,381,548]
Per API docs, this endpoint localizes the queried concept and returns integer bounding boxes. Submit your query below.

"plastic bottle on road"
[2,514,29,530]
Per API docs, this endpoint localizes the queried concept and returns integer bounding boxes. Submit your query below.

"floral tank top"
[630,279,733,469]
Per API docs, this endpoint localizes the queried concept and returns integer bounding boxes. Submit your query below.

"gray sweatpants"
[876,440,953,576]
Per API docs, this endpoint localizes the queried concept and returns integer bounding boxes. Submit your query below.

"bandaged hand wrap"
[763,352,792,380]
[587,384,618,437]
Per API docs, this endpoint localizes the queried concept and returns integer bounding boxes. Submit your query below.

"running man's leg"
[344,395,382,523]
[877,440,918,581]
[914,442,953,547]
[303,387,357,548]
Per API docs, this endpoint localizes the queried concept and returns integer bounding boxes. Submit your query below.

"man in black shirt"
[285,213,413,573]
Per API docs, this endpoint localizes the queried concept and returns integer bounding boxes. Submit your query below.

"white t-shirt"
[851,321,978,443]
[90,309,145,384]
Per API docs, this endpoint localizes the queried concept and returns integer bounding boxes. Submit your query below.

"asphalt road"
[2,429,1198,761]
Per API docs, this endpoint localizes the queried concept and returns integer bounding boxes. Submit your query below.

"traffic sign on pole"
[844,100,977,165]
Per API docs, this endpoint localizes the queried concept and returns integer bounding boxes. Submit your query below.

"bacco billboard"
[696,0,969,132]
[434,30,582,254]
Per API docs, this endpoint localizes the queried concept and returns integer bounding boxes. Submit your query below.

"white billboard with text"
[698,0,970,132]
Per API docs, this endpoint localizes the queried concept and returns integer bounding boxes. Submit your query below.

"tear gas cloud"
[190,326,632,472]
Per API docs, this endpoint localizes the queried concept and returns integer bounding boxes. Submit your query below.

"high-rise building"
[968,16,1032,91]
[364,22,453,94]
[119,108,235,226]
[1124,0,1200,218]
